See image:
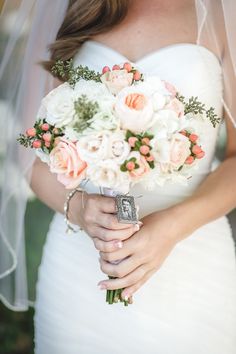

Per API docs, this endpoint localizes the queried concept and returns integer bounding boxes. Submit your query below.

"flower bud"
[133,70,141,81]
[189,134,198,143]
[140,145,150,155]
[26,128,36,137]
[102,66,110,74]
[185,155,194,164]
[192,145,202,155]
[32,140,42,148]
[128,136,138,147]
[126,161,135,171]
[41,123,50,131]
[42,132,52,142]
[123,62,132,72]
[196,151,205,159]
[112,64,120,70]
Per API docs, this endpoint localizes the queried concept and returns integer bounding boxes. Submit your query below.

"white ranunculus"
[115,86,154,133]
[86,159,130,193]
[150,109,183,138]
[74,79,110,99]
[151,138,172,164]
[108,131,130,163]
[41,82,76,127]
[76,131,110,163]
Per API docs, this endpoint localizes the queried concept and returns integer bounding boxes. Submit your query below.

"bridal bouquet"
[18,59,220,305]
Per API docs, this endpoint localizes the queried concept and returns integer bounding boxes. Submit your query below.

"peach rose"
[115,87,154,133]
[128,152,150,180]
[169,133,191,169]
[101,69,133,95]
[49,138,87,189]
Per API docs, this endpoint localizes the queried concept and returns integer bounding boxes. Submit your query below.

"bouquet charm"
[18,58,221,306]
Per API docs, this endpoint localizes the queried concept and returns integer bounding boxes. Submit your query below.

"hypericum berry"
[196,151,205,159]
[192,145,202,155]
[53,127,59,135]
[141,137,150,145]
[26,128,36,137]
[140,145,150,155]
[32,140,42,148]
[123,62,132,72]
[133,70,141,81]
[189,134,198,143]
[185,155,194,164]
[180,130,187,136]
[126,161,135,171]
[102,66,110,74]
[146,155,154,162]
[44,141,51,148]
[41,123,50,131]
[42,132,52,142]
[112,64,120,70]
[128,136,138,147]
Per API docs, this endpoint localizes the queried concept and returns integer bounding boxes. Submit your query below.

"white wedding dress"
[34,41,236,354]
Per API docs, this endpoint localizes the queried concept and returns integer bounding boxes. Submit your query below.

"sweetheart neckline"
[82,40,221,67]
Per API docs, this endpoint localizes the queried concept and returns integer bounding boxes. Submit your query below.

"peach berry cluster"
[120,130,154,172]
[17,119,63,152]
[102,62,143,82]
[181,130,205,165]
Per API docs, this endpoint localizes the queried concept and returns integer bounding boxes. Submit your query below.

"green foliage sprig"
[52,59,101,87]
[176,93,221,128]
[73,95,99,133]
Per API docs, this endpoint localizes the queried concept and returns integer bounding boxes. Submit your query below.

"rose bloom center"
[125,93,147,110]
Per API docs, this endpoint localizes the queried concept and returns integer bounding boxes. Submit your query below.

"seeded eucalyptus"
[176,93,221,127]
[52,59,101,87]
[73,95,99,133]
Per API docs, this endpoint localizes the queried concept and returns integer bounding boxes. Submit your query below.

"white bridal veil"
[0,0,235,310]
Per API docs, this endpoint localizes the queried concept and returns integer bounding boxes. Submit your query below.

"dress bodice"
[73,41,223,214]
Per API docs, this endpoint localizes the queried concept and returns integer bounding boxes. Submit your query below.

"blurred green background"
[0,199,54,354]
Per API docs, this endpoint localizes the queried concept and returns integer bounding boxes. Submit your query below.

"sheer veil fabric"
[0,0,235,311]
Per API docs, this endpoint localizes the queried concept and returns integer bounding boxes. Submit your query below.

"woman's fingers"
[99,213,135,230]
[92,223,140,243]
[97,264,149,291]
[93,237,124,252]
[99,254,142,278]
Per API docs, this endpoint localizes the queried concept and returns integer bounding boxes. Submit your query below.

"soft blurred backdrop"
[0,1,235,354]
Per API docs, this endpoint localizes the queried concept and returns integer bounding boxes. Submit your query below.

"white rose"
[150,109,183,138]
[108,131,130,163]
[74,79,110,99]
[87,159,130,193]
[41,82,76,127]
[115,86,154,133]
[77,131,110,162]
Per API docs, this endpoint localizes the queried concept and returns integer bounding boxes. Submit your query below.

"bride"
[0,0,236,353]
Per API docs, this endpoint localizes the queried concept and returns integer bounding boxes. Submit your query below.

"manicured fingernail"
[123,294,130,301]
[134,224,140,231]
[114,240,123,249]
[138,221,143,226]
[99,283,107,290]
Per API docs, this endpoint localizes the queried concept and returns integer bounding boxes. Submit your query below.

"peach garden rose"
[115,87,154,133]
[49,138,87,189]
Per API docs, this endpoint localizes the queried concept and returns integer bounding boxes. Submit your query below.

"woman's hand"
[69,191,140,251]
[97,208,183,299]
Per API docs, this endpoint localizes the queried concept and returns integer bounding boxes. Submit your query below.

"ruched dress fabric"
[34,41,236,354]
